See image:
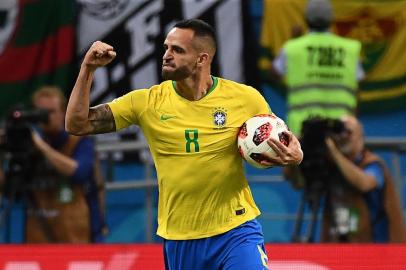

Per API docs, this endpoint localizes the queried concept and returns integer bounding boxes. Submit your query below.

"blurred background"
[0,0,405,245]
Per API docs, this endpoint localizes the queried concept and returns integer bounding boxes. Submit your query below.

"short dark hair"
[305,0,332,32]
[173,19,217,51]
[306,18,331,32]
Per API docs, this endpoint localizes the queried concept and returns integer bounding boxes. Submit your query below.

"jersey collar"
[172,76,218,100]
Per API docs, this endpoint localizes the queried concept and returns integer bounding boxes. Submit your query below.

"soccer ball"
[238,114,289,169]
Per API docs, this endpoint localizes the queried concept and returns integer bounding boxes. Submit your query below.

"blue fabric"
[164,219,268,270]
[71,138,95,184]
[364,163,384,188]
[362,162,388,242]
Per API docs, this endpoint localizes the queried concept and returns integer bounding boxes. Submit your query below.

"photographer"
[323,115,406,242]
[22,86,105,243]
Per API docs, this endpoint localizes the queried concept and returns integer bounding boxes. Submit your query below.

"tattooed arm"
[66,41,117,135]
[88,104,116,134]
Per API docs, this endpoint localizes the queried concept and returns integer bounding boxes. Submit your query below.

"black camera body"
[4,107,49,153]
[2,107,49,197]
[299,117,346,194]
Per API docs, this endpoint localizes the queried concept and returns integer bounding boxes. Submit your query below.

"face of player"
[162,28,200,81]
[34,95,65,135]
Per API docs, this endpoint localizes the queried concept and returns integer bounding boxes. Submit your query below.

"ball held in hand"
[238,114,289,169]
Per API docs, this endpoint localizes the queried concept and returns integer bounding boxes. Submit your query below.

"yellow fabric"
[332,1,406,103]
[108,77,271,240]
[259,0,307,71]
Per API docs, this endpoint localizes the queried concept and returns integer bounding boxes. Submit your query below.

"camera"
[293,117,358,242]
[1,106,49,197]
[3,107,49,153]
[298,117,346,194]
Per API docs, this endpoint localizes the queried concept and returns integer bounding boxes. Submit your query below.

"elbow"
[65,117,76,134]
[358,175,378,193]
[65,124,81,136]
[65,119,87,136]
[359,185,374,193]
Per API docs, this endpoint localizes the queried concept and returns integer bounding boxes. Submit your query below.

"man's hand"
[31,131,78,177]
[325,137,343,162]
[260,131,303,167]
[31,130,47,153]
[83,41,116,71]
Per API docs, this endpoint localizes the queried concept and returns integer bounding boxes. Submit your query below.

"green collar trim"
[207,76,218,95]
[172,76,218,99]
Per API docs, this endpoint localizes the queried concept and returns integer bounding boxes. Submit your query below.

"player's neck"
[175,74,213,101]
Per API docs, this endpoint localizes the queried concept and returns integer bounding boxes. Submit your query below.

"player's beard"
[162,65,191,81]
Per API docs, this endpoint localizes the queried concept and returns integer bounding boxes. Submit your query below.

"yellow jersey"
[108,77,271,240]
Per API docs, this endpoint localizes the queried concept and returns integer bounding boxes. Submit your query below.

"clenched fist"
[83,41,116,70]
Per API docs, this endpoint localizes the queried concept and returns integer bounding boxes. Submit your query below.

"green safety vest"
[284,32,361,135]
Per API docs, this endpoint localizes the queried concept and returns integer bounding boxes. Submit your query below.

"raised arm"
[65,41,117,135]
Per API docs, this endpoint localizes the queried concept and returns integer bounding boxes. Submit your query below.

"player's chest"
[140,101,245,153]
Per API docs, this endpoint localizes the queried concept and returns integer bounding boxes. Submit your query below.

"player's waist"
[157,211,261,240]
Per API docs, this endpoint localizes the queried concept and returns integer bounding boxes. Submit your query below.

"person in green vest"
[272,0,364,136]
[271,0,365,191]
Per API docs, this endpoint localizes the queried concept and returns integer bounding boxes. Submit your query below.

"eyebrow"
[164,43,186,52]
[173,44,185,51]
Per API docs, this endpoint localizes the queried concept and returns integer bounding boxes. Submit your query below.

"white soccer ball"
[238,114,289,169]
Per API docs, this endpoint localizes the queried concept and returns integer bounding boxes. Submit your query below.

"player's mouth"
[162,64,176,71]
[162,63,175,68]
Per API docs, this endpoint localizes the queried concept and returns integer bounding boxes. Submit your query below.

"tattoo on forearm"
[88,104,116,133]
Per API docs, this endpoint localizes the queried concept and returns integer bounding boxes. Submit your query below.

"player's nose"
[163,48,175,61]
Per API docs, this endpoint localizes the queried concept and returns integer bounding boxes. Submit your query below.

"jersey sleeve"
[107,89,149,130]
[243,86,272,117]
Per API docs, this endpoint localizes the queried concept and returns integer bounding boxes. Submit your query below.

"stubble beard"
[162,66,191,81]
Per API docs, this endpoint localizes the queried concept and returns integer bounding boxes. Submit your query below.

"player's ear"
[197,52,209,66]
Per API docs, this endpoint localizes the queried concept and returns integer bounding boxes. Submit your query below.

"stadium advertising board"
[0,244,405,269]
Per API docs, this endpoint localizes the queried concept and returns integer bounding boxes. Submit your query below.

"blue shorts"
[163,219,269,270]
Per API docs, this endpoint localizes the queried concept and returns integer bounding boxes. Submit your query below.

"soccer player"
[66,19,303,270]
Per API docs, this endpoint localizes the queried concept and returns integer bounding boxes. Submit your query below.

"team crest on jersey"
[212,107,227,129]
